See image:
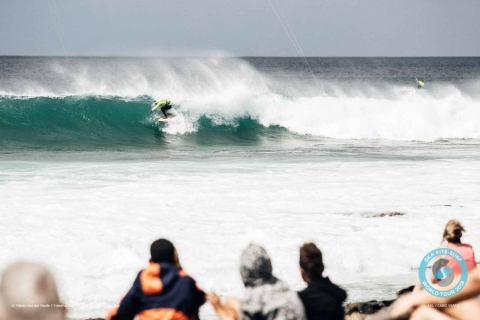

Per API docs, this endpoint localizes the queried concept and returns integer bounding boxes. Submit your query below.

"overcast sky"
[1,0,479,57]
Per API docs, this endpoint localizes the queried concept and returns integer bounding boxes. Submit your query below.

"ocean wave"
[2,57,480,149]
[1,90,480,151]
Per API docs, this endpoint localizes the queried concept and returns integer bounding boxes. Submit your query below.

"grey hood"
[240,244,278,288]
[239,244,306,320]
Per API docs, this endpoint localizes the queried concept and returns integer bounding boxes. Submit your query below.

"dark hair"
[150,239,175,264]
[300,242,325,279]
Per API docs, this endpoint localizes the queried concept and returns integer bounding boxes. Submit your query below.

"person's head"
[239,244,276,288]
[443,220,465,244]
[150,238,179,267]
[299,242,325,283]
[0,261,66,320]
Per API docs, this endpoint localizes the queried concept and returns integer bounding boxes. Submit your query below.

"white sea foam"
[1,155,479,318]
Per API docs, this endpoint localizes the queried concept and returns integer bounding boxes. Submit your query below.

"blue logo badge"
[419,248,469,297]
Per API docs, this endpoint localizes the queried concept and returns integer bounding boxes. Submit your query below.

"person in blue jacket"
[106,239,205,320]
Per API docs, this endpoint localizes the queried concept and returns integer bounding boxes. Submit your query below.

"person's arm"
[190,281,206,320]
[207,292,240,320]
[193,285,206,309]
[391,268,480,318]
[106,284,140,320]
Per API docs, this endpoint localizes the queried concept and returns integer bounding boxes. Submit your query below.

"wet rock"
[370,212,406,218]
[397,285,414,296]
[345,300,392,315]
[344,285,414,320]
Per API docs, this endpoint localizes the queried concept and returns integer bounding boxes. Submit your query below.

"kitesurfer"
[415,77,425,89]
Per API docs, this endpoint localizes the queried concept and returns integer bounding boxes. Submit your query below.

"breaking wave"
[1,57,480,150]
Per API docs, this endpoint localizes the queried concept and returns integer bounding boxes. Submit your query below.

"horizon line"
[1,55,480,59]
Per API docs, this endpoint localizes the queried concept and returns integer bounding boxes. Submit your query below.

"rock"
[345,302,363,315]
[345,300,393,315]
[397,285,414,296]
[344,285,414,319]
[370,212,406,218]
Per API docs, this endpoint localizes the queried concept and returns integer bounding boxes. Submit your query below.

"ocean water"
[1,57,480,319]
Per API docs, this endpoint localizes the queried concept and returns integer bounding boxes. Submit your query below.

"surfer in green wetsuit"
[415,77,425,89]
[150,100,173,118]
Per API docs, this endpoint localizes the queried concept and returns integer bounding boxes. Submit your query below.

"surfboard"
[158,115,176,122]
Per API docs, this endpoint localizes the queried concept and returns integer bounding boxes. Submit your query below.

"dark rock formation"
[370,212,406,218]
[344,285,414,320]
[396,285,415,296]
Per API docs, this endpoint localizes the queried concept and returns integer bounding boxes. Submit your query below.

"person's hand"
[207,292,221,309]
[390,293,417,319]
[207,292,239,320]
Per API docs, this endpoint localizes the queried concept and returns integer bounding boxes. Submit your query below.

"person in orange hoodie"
[106,239,205,320]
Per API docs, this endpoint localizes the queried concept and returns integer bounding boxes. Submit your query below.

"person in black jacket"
[298,243,347,320]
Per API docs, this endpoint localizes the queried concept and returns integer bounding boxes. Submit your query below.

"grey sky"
[1,0,479,56]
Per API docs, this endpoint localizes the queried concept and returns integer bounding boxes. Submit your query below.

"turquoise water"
[1,57,480,318]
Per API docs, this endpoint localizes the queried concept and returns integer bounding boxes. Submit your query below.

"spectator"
[0,261,66,320]
[391,268,480,320]
[442,220,476,274]
[106,238,205,320]
[208,243,306,320]
[298,243,347,320]
[391,220,479,320]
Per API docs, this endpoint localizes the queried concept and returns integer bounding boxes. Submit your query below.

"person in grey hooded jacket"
[208,244,306,320]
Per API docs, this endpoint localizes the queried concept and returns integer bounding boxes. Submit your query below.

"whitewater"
[1,57,480,319]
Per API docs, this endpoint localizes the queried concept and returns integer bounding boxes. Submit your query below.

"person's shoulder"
[298,285,313,298]
[177,270,200,286]
[124,270,145,293]
[298,285,327,300]
[463,243,475,252]
[301,279,347,302]
[134,269,145,281]
[451,242,474,249]
[178,270,205,295]
[178,269,194,280]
